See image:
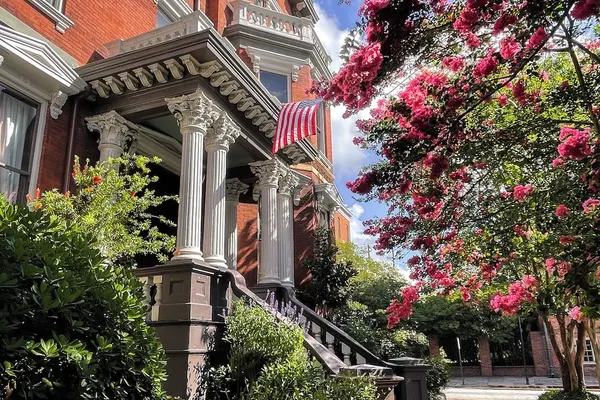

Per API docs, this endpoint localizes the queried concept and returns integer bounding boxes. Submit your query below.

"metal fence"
[439,336,480,366]
[489,325,534,366]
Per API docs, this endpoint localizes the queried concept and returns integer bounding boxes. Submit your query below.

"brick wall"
[1,0,159,65]
[334,212,351,243]
[37,98,99,192]
[294,182,317,286]
[236,202,259,287]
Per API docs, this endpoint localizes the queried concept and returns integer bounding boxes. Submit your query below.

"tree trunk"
[586,319,600,385]
[575,321,586,389]
[543,314,585,391]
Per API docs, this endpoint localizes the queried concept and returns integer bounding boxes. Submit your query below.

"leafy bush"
[30,155,176,266]
[334,301,428,360]
[200,301,376,400]
[538,391,600,400]
[0,197,168,399]
[299,228,357,314]
[425,352,451,399]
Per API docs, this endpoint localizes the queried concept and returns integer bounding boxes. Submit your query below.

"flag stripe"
[273,99,322,154]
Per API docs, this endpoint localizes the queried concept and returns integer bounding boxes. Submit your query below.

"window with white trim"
[26,0,74,33]
[317,105,326,155]
[259,71,290,103]
[585,339,595,363]
[0,84,39,204]
[45,0,63,9]
[156,8,173,27]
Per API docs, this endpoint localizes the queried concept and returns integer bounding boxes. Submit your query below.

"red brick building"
[0,0,352,288]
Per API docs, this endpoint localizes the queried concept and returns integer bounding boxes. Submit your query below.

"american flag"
[272,99,322,154]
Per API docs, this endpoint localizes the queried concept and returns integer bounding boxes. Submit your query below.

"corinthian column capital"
[279,171,300,196]
[166,89,218,133]
[86,111,137,162]
[226,178,249,202]
[206,111,241,152]
[250,160,285,188]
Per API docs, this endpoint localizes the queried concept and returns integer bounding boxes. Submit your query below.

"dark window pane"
[260,71,288,103]
[0,88,37,203]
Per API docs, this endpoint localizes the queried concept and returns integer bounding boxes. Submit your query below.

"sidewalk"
[449,376,599,389]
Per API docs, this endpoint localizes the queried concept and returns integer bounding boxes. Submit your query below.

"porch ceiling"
[76,28,318,166]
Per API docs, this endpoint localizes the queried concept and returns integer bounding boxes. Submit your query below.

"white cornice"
[0,24,85,118]
[244,46,308,79]
[26,0,74,33]
[154,0,193,21]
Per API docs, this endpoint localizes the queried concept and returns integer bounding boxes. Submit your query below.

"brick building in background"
[0,0,352,288]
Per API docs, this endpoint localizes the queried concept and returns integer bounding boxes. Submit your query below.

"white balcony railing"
[229,0,314,43]
[105,10,214,56]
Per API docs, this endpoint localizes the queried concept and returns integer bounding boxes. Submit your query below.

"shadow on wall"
[237,203,258,287]
[294,186,316,288]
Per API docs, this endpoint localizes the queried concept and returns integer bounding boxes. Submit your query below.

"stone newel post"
[203,112,240,269]
[225,178,249,270]
[250,159,283,285]
[166,89,217,261]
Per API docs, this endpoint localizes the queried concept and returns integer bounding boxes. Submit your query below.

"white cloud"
[313,3,371,179]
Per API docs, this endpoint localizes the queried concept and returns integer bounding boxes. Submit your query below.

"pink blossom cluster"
[545,258,572,276]
[346,171,376,194]
[387,285,421,328]
[558,126,591,161]
[571,0,600,20]
[555,204,571,218]
[569,306,585,322]
[583,198,600,213]
[423,152,450,179]
[513,184,534,201]
[311,43,383,113]
[490,276,538,315]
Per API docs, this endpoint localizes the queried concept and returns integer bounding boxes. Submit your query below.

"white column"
[225,178,249,270]
[203,112,241,269]
[278,171,300,288]
[86,110,135,163]
[250,160,283,285]
[166,89,217,261]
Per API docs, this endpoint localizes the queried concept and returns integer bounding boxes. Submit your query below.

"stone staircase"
[137,262,429,400]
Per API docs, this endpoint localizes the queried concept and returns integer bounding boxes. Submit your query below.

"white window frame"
[316,105,326,156]
[584,339,595,364]
[0,25,86,199]
[154,0,193,22]
[0,74,48,200]
[258,68,291,103]
[26,0,74,33]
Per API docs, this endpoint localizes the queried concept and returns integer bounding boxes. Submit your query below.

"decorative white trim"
[0,25,86,94]
[0,55,3,67]
[154,0,193,21]
[245,46,307,78]
[50,90,68,119]
[315,183,351,219]
[26,0,74,33]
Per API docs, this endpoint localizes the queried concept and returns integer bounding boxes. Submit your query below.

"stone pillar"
[86,110,136,163]
[202,112,240,269]
[478,338,493,377]
[429,336,440,357]
[278,171,299,287]
[225,179,249,270]
[166,89,217,261]
[250,160,283,285]
[530,331,550,376]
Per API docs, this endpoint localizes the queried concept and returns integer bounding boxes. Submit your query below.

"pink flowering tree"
[314,0,600,392]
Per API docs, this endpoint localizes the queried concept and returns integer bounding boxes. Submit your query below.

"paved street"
[445,388,548,400]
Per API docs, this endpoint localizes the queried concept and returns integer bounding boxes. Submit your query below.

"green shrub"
[538,390,600,400]
[424,351,451,398]
[31,155,176,266]
[201,301,377,400]
[0,197,168,399]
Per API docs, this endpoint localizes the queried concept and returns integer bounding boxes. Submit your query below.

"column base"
[172,248,204,261]
[204,255,228,270]
[251,282,284,301]
[281,280,295,289]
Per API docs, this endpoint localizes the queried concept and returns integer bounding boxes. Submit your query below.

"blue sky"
[312,1,395,263]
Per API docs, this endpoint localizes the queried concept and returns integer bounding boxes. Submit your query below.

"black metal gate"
[438,336,480,366]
